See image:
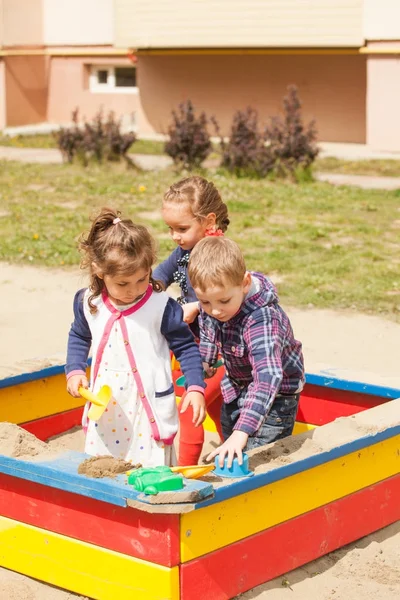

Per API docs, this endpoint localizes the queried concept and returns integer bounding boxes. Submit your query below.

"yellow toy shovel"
[170,464,215,479]
[79,385,113,421]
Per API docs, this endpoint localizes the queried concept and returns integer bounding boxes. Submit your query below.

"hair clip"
[113,217,122,225]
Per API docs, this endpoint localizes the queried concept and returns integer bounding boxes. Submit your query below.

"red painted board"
[297,384,389,426]
[21,407,83,441]
[0,473,180,567]
[180,474,400,600]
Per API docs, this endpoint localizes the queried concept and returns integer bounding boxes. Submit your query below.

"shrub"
[263,85,319,179]
[165,100,212,170]
[55,109,136,166]
[217,107,268,177]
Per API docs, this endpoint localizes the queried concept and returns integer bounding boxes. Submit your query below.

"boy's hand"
[203,362,217,378]
[182,301,200,324]
[206,430,249,468]
[67,374,89,398]
[180,391,206,426]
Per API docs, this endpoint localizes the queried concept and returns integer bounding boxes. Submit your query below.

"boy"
[188,237,305,468]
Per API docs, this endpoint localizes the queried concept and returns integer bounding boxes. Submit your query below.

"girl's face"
[162,201,215,251]
[101,268,150,306]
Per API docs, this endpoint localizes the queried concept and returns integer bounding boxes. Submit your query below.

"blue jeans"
[220,393,300,450]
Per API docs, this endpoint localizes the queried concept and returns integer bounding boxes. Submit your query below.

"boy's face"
[195,273,252,322]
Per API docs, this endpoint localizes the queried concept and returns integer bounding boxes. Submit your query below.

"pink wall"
[47,56,151,130]
[137,54,367,143]
[366,56,400,151]
[5,56,48,126]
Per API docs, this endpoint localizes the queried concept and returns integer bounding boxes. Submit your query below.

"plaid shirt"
[199,273,305,435]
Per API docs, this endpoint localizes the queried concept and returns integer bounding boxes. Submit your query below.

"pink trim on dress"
[92,286,171,443]
[119,318,162,442]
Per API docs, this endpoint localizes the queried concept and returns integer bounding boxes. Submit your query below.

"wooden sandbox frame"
[0,365,398,600]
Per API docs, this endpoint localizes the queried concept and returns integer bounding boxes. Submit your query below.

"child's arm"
[207,311,284,467]
[153,248,180,290]
[65,289,92,398]
[161,298,206,426]
[234,312,284,434]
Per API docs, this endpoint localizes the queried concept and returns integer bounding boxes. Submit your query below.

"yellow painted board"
[293,421,317,435]
[180,435,400,561]
[0,517,179,600]
[0,374,85,424]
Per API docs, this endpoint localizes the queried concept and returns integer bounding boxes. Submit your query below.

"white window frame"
[89,65,138,94]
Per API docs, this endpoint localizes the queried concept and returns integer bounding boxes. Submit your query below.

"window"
[89,66,138,93]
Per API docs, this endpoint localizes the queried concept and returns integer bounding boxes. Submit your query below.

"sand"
[0,262,399,599]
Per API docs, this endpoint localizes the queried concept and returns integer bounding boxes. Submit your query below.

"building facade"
[1,0,400,151]
[0,0,150,132]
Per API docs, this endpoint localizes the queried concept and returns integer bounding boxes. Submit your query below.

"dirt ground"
[0,262,399,599]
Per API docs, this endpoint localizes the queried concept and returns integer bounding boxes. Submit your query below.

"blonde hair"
[163,176,230,232]
[80,207,161,312]
[188,237,246,290]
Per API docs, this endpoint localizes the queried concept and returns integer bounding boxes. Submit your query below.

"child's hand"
[67,374,89,398]
[182,301,200,324]
[203,362,217,378]
[206,430,249,468]
[180,391,206,427]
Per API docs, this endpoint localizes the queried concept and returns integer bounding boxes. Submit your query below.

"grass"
[0,134,166,155]
[0,160,399,319]
[315,157,400,178]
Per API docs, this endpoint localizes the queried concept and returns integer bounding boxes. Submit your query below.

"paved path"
[315,171,400,190]
[0,145,173,170]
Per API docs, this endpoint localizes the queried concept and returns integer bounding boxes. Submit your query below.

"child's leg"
[177,366,225,465]
[245,394,300,451]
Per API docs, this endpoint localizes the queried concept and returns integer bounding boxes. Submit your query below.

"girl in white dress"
[66,208,206,467]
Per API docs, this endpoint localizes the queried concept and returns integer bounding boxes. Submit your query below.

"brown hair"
[188,237,246,290]
[80,207,161,312]
[163,176,230,232]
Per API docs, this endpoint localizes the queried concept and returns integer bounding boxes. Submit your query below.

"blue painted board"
[194,422,400,509]
[0,451,213,508]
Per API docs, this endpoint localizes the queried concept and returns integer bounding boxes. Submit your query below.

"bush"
[263,85,319,179]
[218,107,269,177]
[55,109,136,166]
[165,100,212,170]
[218,86,319,180]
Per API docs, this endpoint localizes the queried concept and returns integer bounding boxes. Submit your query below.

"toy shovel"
[79,385,113,421]
[176,359,224,387]
[170,464,215,479]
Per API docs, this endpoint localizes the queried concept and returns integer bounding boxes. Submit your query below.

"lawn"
[0,160,399,318]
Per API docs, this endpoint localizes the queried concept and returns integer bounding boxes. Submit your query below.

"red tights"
[174,366,224,466]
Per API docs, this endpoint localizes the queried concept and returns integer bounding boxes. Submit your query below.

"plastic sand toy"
[79,385,113,421]
[213,453,254,478]
[128,466,184,495]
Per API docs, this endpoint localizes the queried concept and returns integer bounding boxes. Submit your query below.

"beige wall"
[5,56,48,125]
[137,54,366,143]
[2,0,43,46]
[47,57,150,131]
[0,60,6,129]
[43,0,113,46]
[364,0,400,40]
[366,56,400,151]
[115,0,364,49]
